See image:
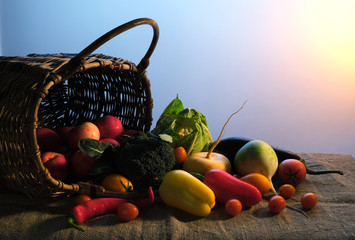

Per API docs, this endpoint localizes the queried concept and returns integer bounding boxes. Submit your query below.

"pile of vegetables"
[67,187,155,232]
[66,95,343,231]
[80,131,176,191]
[112,132,176,191]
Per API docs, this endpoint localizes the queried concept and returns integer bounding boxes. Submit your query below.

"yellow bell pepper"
[159,170,215,217]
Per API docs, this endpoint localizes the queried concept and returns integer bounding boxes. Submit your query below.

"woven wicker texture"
[0,18,159,198]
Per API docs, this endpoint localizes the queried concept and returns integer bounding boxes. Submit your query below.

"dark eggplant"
[212,136,343,175]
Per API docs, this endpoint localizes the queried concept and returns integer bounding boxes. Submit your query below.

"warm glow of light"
[301,1,355,81]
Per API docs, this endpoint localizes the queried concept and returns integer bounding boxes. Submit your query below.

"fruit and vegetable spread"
[35,96,344,232]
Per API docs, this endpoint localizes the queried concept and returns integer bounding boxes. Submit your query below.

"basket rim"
[0,53,137,75]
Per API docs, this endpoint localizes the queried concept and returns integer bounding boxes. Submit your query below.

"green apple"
[234,140,278,180]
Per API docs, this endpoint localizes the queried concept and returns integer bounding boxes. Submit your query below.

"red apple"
[58,145,75,162]
[55,126,74,145]
[67,122,100,150]
[36,127,62,152]
[41,152,68,181]
[99,138,120,147]
[70,150,97,180]
[94,115,123,139]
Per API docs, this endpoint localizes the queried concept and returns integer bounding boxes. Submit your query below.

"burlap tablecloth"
[0,153,354,240]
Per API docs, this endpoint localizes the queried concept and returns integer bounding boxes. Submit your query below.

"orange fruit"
[102,173,133,192]
[75,194,92,205]
[240,173,272,195]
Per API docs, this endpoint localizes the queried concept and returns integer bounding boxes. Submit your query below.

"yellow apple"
[67,122,100,150]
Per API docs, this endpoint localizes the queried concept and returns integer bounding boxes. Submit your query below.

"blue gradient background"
[1,0,354,157]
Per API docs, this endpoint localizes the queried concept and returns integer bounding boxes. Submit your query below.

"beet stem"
[207,100,247,159]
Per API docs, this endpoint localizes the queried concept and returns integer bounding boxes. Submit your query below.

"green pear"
[234,140,278,181]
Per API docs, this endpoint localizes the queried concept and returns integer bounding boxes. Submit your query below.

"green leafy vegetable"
[78,138,118,160]
[151,95,213,155]
[113,131,176,191]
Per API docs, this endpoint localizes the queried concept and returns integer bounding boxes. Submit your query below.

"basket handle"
[58,18,159,77]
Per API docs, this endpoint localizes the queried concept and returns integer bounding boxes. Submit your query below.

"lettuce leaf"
[78,138,118,160]
[151,95,212,155]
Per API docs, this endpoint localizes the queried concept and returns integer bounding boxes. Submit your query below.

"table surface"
[0,153,354,240]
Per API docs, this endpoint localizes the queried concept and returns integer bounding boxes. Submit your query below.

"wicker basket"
[0,18,159,198]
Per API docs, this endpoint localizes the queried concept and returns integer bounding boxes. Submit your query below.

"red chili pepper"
[67,186,154,231]
[203,169,262,207]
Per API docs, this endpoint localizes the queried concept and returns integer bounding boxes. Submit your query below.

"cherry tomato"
[117,202,139,221]
[225,199,242,216]
[268,195,286,213]
[174,147,187,164]
[301,193,317,210]
[278,184,296,199]
[75,194,92,205]
[277,159,307,186]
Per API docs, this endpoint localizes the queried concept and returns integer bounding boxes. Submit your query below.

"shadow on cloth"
[0,191,74,218]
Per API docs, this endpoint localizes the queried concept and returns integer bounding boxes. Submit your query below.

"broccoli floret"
[113,132,175,191]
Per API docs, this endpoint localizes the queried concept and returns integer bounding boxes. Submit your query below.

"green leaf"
[158,134,173,143]
[159,94,184,116]
[151,96,213,155]
[78,138,117,160]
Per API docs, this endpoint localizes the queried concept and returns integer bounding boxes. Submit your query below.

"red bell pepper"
[203,169,262,207]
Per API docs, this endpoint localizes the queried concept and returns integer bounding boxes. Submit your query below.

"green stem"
[189,172,205,181]
[306,168,344,175]
[66,214,86,232]
[119,176,133,192]
[300,159,344,175]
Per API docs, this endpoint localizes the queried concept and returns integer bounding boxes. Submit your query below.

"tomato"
[117,202,139,221]
[268,195,286,213]
[278,184,296,199]
[102,173,133,192]
[301,193,317,210]
[225,199,242,216]
[277,159,306,186]
[174,147,187,164]
[75,194,92,205]
[240,173,272,195]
